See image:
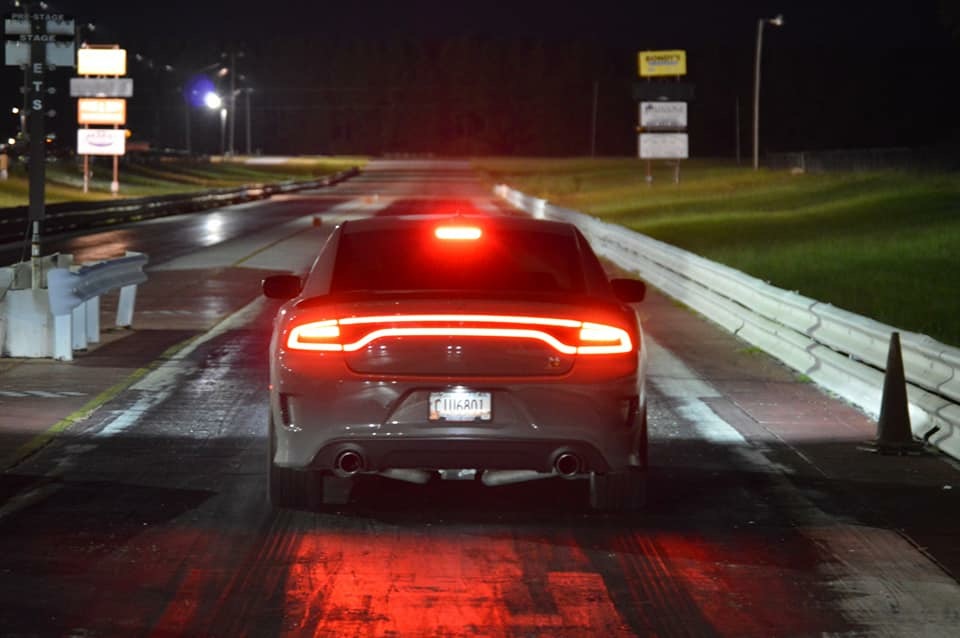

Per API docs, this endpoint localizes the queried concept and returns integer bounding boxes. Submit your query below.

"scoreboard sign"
[78,98,126,125]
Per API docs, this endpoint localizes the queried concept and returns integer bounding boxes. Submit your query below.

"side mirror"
[262,274,302,300]
[611,278,646,303]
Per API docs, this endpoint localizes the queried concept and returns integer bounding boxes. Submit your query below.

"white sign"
[639,133,688,159]
[640,102,687,129]
[4,15,75,67]
[70,77,134,97]
[77,48,126,76]
[77,128,126,156]
[78,98,126,125]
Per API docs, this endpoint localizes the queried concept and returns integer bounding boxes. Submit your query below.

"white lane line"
[645,337,745,445]
[93,296,267,439]
[0,390,89,398]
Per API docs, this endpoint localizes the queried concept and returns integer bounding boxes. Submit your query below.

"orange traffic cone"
[862,332,924,455]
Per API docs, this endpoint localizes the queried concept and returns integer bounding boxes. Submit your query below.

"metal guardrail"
[495,185,960,461]
[0,167,360,246]
[47,252,147,317]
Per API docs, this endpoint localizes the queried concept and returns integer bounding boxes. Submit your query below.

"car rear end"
[266,215,648,510]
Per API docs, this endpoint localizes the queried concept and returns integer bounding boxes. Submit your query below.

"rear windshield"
[331,226,586,294]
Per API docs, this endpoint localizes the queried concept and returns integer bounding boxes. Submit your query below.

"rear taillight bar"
[286,314,633,355]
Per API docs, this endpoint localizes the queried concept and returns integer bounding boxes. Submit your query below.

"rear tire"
[589,467,647,512]
[268,417,352,509]
[268,417,309,508]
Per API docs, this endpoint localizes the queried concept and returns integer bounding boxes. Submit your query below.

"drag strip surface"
[0,161,957,636]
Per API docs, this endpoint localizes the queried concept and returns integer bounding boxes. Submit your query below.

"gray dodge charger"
[263,213,648,511]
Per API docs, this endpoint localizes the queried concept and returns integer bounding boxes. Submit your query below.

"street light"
[183,63,226,154]
[204,91,223,110]
[752,13,784,170]
[201,92,226,155]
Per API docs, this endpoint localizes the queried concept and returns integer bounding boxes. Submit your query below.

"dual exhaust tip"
[334,450,364,477]
[334,449,583,479]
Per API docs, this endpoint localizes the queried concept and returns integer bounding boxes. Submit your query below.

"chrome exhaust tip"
[334,450,364,477]
[554,452,581,478]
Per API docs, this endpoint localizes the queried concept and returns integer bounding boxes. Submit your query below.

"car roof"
[338,214,578,237]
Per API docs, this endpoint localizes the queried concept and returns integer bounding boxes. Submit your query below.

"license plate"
[429,390,492,422]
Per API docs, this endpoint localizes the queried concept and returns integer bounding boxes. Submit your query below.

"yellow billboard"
[638,50,687,77]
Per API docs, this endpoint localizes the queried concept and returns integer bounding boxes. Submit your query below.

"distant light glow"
[204,92,223,109]
[184,75,216,107]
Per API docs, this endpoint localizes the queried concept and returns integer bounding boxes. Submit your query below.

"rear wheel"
[590,404,648,511]
[267,417,353,509]
[589,467,647,511]
[268,417,309,508]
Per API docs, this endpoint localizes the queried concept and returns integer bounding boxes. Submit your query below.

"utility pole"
[227,50,236,155]
[245,88,252,155]
[752,14,784,170]
[590,80,598,157]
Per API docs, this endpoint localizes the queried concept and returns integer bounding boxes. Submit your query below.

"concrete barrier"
[495,185,960,460]
[1,252,147,361]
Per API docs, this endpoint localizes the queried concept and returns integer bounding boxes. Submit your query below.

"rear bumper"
[309,437,613,473]
[270,377,645,473]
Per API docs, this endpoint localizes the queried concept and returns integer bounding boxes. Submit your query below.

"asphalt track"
[0,160,958,636]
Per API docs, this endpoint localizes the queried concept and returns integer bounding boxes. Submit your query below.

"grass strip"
[475,158,960,346]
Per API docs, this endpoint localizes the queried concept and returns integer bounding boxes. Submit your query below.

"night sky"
[4,0,958,157]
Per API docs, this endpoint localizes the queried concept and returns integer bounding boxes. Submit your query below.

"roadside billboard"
[637,50,687,77]
[78,98,126,125]
[77,47,126,76]
[77,128,126,156]
[638,133,688,159]
[640,101,688,129]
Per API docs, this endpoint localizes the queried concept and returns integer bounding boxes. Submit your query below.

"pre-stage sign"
[77,128,126,156]
[4,13,75,67]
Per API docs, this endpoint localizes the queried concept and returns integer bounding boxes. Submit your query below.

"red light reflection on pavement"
[105,521,849,636]
[280,531,635,637]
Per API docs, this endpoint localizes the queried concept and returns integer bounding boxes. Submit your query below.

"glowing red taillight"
[287,320,343,351]
[578,322,633,354]
[285,314,633,354]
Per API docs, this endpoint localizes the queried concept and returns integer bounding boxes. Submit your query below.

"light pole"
[219,107,227,155]
[202,91,225,155]
[752,13,784,170]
